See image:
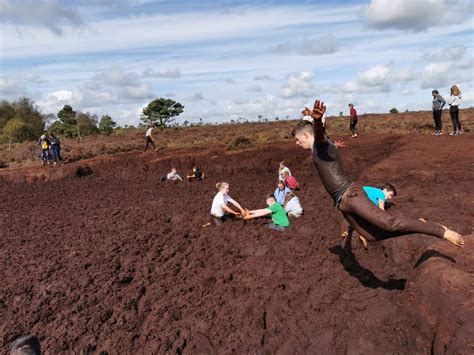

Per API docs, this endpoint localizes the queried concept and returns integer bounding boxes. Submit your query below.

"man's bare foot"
[341,231,349,238]
[442,226,464,247]
[419,218,427,222]
[202,222,211,228]
[359,235,369,250]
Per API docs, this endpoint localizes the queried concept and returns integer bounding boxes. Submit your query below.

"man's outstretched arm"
[304,99,327,145]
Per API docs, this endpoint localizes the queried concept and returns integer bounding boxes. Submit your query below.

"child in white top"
[166,168,183,181]
[283,192,303,218]
[207,182,246,226]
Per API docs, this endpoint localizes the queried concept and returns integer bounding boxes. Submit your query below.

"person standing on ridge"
[448,85,462,136]
[348,103,358,138]
[432,89,446,136]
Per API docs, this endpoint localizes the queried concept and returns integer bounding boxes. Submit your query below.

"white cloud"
[36,66,153,117]
[399,87,415,95]
[142,68,181,79]
[365,0,471,31]
[0,0,83,35]
[254,75,273,81]
[342,64,392,93]
[189,92,204,101]
[0,71,43,99]
[273,34,338,56]
[246,85,263,93]
[281,71,316,98]
[302,34,338,55]
[224,78,237,84]
[420,45,474,89]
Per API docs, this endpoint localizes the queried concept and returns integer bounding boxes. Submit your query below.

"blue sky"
[1,0,473,126]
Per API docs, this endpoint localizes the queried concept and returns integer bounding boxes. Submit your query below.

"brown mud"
[1,134,473,353]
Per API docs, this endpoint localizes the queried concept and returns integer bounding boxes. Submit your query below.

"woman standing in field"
[448,85,462,135]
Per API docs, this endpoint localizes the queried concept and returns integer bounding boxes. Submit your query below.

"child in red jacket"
[283,171,299,190]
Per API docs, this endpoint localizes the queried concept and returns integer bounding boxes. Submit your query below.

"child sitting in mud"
[203,182,247,227]
[342,183,397,249]
[187,166,204,181]
[283,171,299,191]
[278,161,292,182]
[166,167,183,181]
[283,192,303,218]
[274,181,291,205]
[243,193,290,231]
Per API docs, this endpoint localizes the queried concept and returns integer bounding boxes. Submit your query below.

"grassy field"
[0,108,472,168]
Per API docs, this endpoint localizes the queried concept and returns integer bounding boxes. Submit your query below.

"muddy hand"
[310,99,326,120]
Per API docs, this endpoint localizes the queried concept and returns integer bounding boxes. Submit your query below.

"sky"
[0,0,473,126]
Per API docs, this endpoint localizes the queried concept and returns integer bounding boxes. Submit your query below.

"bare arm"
[221,204,239,215]
[378,199,385,211]
[228,198,245,213]
[243,208,272,220]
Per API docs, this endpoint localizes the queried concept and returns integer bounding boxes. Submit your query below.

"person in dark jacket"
[432,89,446,136]
[49,133,62,165]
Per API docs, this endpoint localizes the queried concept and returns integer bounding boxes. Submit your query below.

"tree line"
[0,96,185,144]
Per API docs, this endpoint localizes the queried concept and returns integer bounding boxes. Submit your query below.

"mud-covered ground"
[1,134,473,354]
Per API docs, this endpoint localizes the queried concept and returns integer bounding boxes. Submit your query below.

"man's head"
[432,89,439,97]
[279,161,286,168]
[292,120,314,150]
[348,103,353,108]
[171,167,177,173]
[265,193,276,206]
[381,183,397,200]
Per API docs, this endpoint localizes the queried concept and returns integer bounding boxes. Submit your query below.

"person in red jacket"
[283,171,299,191]
[348,103,358,138]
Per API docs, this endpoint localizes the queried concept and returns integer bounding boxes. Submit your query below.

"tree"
[98,115,116,135]
[3,114,27,147]
[389,108,399,114]
[77,113,99,136]
[141,98,184,128]
[0,100,15,131]
[57,105,81,138]
[0,98,45,142]
[339,111,344,117]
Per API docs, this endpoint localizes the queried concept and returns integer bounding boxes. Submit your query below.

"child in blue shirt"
[274,181,291,205]
[343,183,397,249]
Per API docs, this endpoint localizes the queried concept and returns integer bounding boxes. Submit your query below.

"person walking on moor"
[144,126,158,152]
[293,99,463,248]
[348,103,358,138]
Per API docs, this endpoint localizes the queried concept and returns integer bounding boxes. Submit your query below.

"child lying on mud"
[292,98,464,247]
[243,193,290,231]
[202,182,247,227]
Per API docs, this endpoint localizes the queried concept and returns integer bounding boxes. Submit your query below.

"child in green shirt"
[243,193,290,231]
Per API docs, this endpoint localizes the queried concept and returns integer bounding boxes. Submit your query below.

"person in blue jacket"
[274,181,291,205]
